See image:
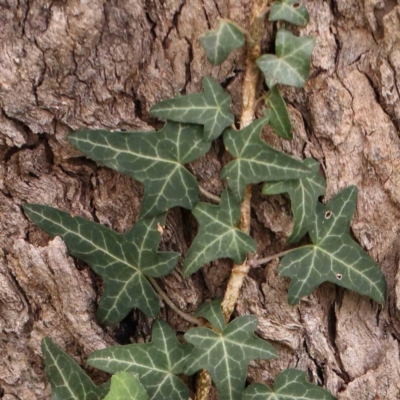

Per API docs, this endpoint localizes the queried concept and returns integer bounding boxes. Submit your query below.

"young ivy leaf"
[256,29,315,88]
[23,205,179,324]
[42,337,109,400]
[88,320,193,400]
[182,189,257,277]
[200,20,245,65]
[68,122,210,218]
[243,369,336,400]
[269,0,310,26]
[104,372,149,400]
[221,116,311,200]
[265,86,292,140]
[150,76,234,141]
[195,298,226,332]
[263,158,326,243]
[185,312,277,400]
[279,186,387,304]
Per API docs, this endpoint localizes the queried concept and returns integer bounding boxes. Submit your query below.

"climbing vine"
[24,1,386,399]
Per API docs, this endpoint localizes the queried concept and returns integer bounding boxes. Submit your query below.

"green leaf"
[104,372,149,400]
[256,29,315,88]
[184,316,277,400]
[68,121,210,218]
[263,158,326,243]
[200,20,245,65]
[42,337,109,400]
[269,0,310,26]
[221,116,311,200]
[88,320,192,400]
[195,298,226,331]
[150,76,234,141]
[265,86,292,139]
[23,205,179,324]
[182,189,257,277]
[243,369,336,400]
[279,186,387,304]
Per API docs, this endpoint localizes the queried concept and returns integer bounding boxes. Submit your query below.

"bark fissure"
[1,1,400,399]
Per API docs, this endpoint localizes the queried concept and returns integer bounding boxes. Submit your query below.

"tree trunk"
[1,0,400,399]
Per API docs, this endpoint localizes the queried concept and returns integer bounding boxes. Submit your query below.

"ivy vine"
[23,1,386,399]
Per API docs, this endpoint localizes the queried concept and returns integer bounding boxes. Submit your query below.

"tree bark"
[1,0,400,399]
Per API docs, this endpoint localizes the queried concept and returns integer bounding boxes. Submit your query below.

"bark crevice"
[1,1,400,399]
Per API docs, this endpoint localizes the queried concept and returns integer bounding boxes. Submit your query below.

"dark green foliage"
[23,206,179,324]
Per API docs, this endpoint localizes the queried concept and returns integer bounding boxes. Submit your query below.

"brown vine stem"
[221,0,269,323]
[148,277,205,326]
[195,2,268,399]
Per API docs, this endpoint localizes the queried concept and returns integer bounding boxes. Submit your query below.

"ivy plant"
[24,2,387,400]
[104,373,149,400]
[88,320,193,400]
[243,369,335,400]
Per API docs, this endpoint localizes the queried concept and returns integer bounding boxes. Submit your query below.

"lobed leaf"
[42,337,109,400]
[269,0,309,26]
[185,316,277,400]
[68,121,210,218]
[256,29,315,88]
[23,205,179,324]
[104,372,149,400]
[243,369,335,400]
[150,76,234,141]
[263,158,326,243]
[195,298,226,332]
[221,116,311,200]
[182,189,257,277]
[88,320,193,400]
[279,186,387,304]
[200,20,245,65]
[265,86,292,140]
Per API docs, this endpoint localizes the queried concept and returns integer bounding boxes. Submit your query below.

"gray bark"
[1,0,400,399]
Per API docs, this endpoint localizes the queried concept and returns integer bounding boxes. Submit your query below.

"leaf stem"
[250,245,315,267]
[256,5,271,20]
[199,186,221,203]
[148,277,204,326]
[253,93,269,112]
[249,248,296,267]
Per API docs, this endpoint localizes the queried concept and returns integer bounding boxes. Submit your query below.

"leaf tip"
[21,202,31,213]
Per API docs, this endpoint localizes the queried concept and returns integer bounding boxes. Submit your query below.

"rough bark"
[1,0,400,399]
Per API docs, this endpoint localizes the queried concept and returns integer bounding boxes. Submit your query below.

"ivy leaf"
[182,189,257,277]
[104,372,149,400]
[279,186,387,304]
[88,320,193,400]
[243,369,336,400]
[269,0,310,26]
[265,86,292,139]
[256,29,315,88]
[195,298,226,331]
[150,77,234,141]
[68,121,210,218]
[23,205,179,324]
[263,158,326,243]
[41,337,109,400]
[200,20,245,65]
[184,315,277,400]
[221,116,311,200]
